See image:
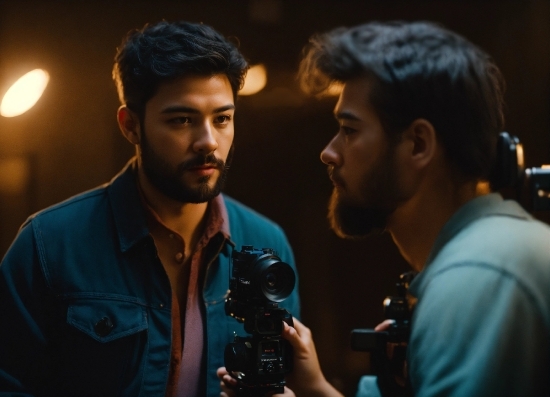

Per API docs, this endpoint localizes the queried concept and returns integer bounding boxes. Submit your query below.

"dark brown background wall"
[1,1,549,395]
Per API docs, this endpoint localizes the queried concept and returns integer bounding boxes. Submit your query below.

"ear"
[117,105,141,145]
[401,118,438,170]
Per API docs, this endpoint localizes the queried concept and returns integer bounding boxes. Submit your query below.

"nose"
[320,136,340,166]
[193,122,218,154]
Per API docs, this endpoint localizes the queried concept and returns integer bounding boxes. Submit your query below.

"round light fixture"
[1,69,50,117]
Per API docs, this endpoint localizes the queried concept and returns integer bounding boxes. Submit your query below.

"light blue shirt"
[357,194,550,396]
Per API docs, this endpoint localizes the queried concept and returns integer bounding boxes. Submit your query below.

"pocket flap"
[67,299,148,343]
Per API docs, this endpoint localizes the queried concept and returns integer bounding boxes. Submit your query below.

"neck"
[387,176,481,272]
[137,170,209,249]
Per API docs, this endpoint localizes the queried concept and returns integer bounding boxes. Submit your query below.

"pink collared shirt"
[141,194,230,397]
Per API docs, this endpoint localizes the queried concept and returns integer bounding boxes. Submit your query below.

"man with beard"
[0,21,300,397]
[218,21,550,397]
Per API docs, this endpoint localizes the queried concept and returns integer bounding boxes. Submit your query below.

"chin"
[328,191,389,239]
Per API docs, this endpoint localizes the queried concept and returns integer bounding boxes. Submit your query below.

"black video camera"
[351,272,417,397]
[225,246,296,396]
[491,132,550,212]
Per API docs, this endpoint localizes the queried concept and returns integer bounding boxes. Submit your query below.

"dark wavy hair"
[299,21,506,181]
[113,21,248,117]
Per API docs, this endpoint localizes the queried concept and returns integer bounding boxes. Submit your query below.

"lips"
[187,164,219,176]
[327,167,345,189]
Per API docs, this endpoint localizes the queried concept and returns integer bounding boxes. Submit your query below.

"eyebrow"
[161,104,236,114]
[334,111,361,122]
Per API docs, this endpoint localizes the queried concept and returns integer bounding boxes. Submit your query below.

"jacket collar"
[107,158,233,253]
[107,159,151,253]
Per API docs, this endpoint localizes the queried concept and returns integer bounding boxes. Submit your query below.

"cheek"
[217,131,234,159]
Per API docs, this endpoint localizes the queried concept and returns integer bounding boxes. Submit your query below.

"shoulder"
[222,194,294,262]
[223,195,285,234]
[424,213,550,293]
[413,215,550,330]
[23,185,109,230]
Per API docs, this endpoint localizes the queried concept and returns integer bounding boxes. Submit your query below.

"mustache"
[177,154,225,172]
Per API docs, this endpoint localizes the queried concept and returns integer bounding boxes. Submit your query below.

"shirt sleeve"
[355,375,383,397]
[0,222,44,396]
[408,263,549,397]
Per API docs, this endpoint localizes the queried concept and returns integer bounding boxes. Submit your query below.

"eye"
[215,115,232,125]
[169,116,191,125]
[340,125,356,135]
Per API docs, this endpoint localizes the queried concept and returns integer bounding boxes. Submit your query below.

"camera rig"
[224,246,296,397]
[351,272,417,397]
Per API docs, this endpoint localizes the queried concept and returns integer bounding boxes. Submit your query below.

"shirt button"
[175,252,183,262]
[169,233,175,239]
[94,317,114,337]
[159,303,164,308]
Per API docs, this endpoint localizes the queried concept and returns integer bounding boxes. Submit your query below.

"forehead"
[148,74,234,109]
[334,77,379,121]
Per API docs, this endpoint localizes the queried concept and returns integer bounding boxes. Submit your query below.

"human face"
[320,77,403,238]
[138,74,235,203]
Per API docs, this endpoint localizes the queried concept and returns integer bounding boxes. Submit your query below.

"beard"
[327,149,402,239]
[139,128,233,204]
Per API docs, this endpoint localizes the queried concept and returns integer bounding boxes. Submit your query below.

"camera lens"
[266,272,277,288]
[257,261,295,302]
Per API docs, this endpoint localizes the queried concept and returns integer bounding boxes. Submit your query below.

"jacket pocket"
[67,298,148,343]
[47,298,149,397]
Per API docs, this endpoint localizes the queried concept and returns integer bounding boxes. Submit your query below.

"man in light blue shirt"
[220,20,550,397]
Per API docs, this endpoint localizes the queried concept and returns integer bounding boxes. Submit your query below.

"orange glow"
[325,82,343,97]
[0,157,30,195]
[240,64,267,96]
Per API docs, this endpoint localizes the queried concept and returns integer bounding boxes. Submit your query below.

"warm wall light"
[0,157,31,195]
[325,82,343,97]
[1,69,50,117]
[240,64,267,96]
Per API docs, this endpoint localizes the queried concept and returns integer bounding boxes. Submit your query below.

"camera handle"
[351,272,417,397]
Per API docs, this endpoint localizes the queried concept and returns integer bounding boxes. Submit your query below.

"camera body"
[225,246,295,396]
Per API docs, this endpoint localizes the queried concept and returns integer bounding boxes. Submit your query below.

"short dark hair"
[299,21,506,180]
[113,20,248,116]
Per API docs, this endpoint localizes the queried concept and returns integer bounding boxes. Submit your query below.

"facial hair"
[327,147,401,239]
[139,127,233,204]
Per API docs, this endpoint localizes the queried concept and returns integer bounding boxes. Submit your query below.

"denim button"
[94,316,114,337]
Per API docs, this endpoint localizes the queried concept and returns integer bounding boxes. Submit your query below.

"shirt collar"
[107,157,232,253]
[135,168,231,243]
[408,193,530,297]
[424,193,529,267]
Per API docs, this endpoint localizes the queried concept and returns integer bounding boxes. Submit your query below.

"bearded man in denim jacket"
[0,21,300,397]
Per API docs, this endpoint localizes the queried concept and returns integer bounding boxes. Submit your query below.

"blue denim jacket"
[0,160,300,397]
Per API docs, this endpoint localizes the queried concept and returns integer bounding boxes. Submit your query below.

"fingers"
[271,386,296,397]
[217,366,238,397]
[374,319,395,332]
[216,367,228,378]
[282,321,309,354]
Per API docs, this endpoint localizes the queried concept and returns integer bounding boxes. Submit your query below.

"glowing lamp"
[240,64,267,96]
[1,69,50,117]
